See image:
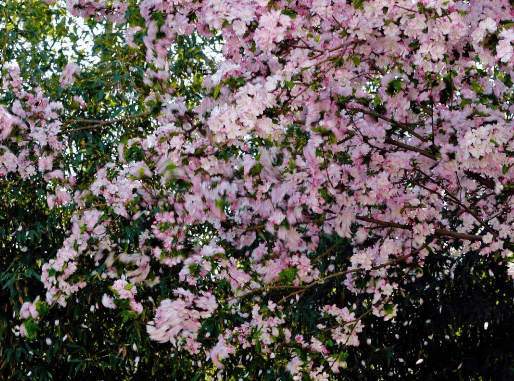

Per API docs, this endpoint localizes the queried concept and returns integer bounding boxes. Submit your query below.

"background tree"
[1,0,218,378]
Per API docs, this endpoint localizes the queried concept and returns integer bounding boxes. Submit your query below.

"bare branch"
[59,112,151,134]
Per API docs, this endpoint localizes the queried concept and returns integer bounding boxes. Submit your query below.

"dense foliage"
[1,0,218,378]
[3,0,514,379]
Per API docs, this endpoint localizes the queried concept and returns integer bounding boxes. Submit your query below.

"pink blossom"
[0,107,13,140]
[209,335,235,369]
[20,301,38,319]
[286,356,303,374]
[38,155,54,172]
[130,299,143,314]
[19,324,28,337]
[59,62,80,88]
[46,195,55,209]
[43,169,64,181]
[101,294,117,309]
[497,39,513,62]
[112,279,136,299]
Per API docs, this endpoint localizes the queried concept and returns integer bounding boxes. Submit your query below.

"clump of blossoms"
[4,0,514,378]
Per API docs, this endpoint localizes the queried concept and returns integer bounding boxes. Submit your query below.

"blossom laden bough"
[5,0,514,378]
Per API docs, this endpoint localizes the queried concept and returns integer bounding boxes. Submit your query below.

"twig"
[234,241,432,302]
[384,138,437,160]
[348,107,428,141]
[60,112,151,134]
[355,215,483,241]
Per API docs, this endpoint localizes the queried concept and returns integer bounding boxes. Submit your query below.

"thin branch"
[59,112,151,134]
[384,138,437,160]
[465,171,495,190]
[348,107,428,141]
[312,240,341,264]
[433,229,483,241]
[355,215,483,241]
[355,215,409,230]
[409,172,498,238]
[322,240,431,283]
[235,240,432,302]
[417,103,434,117]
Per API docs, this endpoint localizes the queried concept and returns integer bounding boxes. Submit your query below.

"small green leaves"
[353,0,365,9]
[23,318,39,340]
[35,300,49,316]
[278,268,298,284]
[284,80,295,89]
[281,9,297,18]
[213,83,221,100]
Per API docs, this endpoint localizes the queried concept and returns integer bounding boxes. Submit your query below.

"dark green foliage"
[0,1,218,379]
[341,250,514,380]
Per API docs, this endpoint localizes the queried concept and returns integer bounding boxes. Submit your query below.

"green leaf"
[353,0,365,9]
[281,9,297,18]
[213,84,221,100]
[278,268,298,283]
[285,80,295,89]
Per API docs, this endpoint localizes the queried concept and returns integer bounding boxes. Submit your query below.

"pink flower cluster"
[59,62,80,88]
[147,289,217,354]
[111,279,143,314]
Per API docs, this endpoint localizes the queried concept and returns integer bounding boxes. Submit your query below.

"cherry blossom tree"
[4,0,514,379]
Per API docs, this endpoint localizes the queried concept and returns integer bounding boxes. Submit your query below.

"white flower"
[101,294,117,309]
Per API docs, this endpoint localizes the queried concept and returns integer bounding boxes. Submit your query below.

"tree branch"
[348,107,428,141]
[59,112,151,134]
[355,215,483,241]
[384,138,437,160]
[236,240,432,302]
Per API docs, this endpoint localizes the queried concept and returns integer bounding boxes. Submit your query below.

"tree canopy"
[3,0,514,379]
